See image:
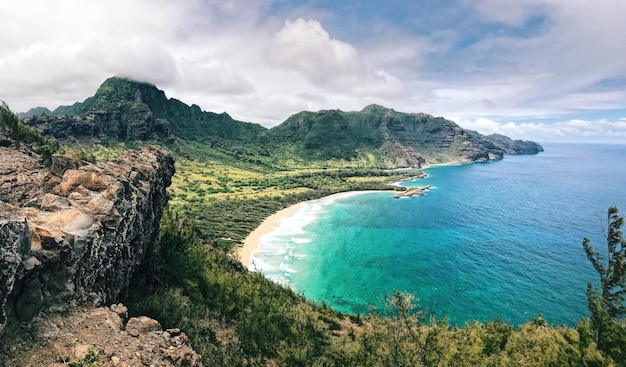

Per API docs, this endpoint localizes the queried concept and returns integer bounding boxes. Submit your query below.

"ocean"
[249,143,626,326]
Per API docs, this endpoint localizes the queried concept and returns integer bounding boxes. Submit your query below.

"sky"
[1,0,626,143]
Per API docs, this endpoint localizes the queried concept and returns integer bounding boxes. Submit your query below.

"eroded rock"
[0,145,174,329]
[0,208,31,327]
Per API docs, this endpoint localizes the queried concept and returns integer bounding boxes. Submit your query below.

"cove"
[250,143,626,326]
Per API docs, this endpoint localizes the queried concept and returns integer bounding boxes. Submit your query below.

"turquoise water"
[249,143,626,326]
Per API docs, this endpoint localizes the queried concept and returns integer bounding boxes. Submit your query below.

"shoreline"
[238,190,394,267]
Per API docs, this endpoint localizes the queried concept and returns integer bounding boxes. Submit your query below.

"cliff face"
[24,110,170,142]
[0,211,30,327]
[0,145,174,328]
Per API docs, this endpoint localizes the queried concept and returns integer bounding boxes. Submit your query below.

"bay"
[249,143,626,326]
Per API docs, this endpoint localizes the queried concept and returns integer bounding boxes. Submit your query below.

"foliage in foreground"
[583,206,626,365]
[127,207,625,366]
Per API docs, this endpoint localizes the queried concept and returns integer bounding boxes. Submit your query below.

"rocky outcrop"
[394,184,435,198]
[0,145,174,329]
[0,145,52,206]
[3,304,202,367]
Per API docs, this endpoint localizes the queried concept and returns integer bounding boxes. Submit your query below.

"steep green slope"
[26,77,267,147]
[267,108,384,161]
[268,104,521,167]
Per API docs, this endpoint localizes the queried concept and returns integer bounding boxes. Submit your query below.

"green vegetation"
[582,206,626,364]
[0,101,59,166]
[265,104,501,165]
[69,349,99,367]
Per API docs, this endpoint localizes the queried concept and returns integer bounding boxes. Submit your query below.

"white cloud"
[269,18,405,98]
[270,18,360,83]
[78,37,179,86]
[457,117,626,143]
[176,59,254,95]
[0,1,624,142]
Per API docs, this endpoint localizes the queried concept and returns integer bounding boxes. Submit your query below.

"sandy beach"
[238,202,304,267]
[238,191,393,267]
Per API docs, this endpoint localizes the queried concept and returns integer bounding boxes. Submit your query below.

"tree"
[582,206,626,363]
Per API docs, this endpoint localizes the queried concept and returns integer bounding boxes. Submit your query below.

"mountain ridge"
[22,76,543,168]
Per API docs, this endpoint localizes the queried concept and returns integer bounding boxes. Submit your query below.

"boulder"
[125,316,161,337]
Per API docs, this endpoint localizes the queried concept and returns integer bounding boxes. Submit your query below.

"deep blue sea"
[249,143,626,326]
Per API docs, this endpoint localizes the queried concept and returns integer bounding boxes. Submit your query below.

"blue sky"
[1,0,625,143]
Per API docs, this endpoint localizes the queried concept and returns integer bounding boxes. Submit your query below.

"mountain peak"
[93,76,165,105]
[360,104,391,114]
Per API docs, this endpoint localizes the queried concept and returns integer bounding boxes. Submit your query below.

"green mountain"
[24,77,266,146]
[17,106,52,117]
[483,133,545,155]
[23,77,542,168]
[268,104,541,167]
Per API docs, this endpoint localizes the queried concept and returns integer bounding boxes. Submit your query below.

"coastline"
[238,190,393,267]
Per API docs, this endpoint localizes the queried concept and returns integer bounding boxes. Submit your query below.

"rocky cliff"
[0,144,174,329]
[24,109,170,143]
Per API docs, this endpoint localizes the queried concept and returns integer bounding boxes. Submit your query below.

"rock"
[394,184,435,198]
[126,316,161,337]
[0,145,174,329]
[2,306,202,367]
[0,210,31,327]
[111,303,128,320]
[49,154,91,178]
[0,146,53,206]
[40,194,71,211]
[15,277,44,322]
[73,343,94,361]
